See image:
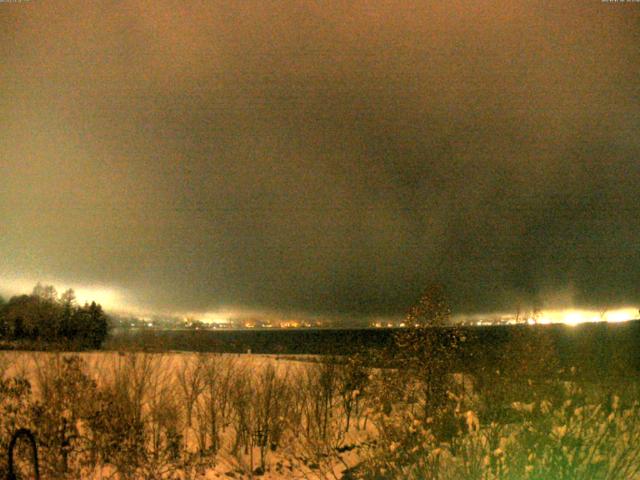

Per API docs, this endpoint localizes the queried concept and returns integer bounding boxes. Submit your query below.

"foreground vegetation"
[0,350,637,479]
[0,285,637,479]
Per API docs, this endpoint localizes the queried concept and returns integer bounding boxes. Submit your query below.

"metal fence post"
[7,428,39,480]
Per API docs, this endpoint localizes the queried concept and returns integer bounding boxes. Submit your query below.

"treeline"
[0,283,108,349]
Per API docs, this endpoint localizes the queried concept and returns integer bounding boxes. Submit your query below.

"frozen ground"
[1,351,376,479]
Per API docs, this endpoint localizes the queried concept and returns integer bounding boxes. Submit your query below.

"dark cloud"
[1,1,639,317]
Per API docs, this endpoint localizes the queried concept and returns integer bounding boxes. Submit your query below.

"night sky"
[1,1,639,320]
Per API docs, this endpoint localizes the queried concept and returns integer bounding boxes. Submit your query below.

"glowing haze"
[1,1,639,324]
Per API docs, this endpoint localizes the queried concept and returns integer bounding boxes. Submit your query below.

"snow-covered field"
[0,351,376,479]
[3,341,638,480]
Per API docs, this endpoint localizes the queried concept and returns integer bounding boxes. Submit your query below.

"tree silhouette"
[0,285,109,348]
[394,284,462,439]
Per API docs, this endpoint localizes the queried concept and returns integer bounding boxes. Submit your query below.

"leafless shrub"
[176,354,205,431]
[193,354,237,456]
[30,354,97,478]
[286,367,309,436]
[146,362,183,475]
[297,359,344,463]
[85,353,168,477]
[251,363,291,469]
[86,382,146,477]
[229,364,252,456]
[110,353,162,426]
[336,354,369,433]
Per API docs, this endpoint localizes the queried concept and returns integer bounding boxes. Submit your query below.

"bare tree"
[394,285,462,427]
[299,359,341,460]
[229,366,252,456]
[176,354,205,429]
[194,354,237,455]
[251,363,291,470]
[336,353,369,433]
[147,358,182,471]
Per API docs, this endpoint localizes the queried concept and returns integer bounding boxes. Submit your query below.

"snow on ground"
[0,350,376,479]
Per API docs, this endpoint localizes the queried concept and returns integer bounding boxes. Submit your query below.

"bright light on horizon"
[1,277,639,328]
[455,307,639,327]
[73,286,122,309]
[527,308,639,326]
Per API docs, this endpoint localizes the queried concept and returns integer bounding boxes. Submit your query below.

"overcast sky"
[1,1,639,320]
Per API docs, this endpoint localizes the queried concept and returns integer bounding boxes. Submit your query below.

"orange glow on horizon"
[527,308,639,327]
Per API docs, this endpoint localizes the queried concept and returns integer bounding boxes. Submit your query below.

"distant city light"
[525,308,638,327]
